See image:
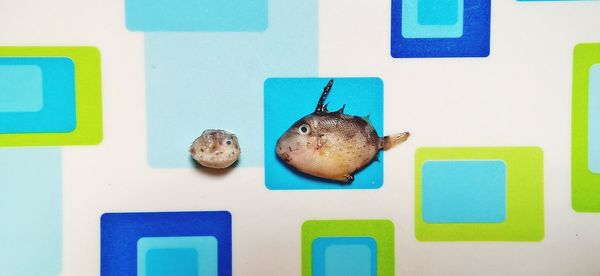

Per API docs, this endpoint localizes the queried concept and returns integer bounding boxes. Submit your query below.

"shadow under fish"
[275,79,410,183]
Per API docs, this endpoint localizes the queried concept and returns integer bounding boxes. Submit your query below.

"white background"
[1,0,600,275]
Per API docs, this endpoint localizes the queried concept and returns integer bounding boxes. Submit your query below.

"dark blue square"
[391,0,491,58]
[101,211,232,276]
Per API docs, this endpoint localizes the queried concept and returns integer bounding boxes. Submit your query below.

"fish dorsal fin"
[323,103,330,113]
[336,104,346,114]
[361,113,371,124]
[315,79,334,113]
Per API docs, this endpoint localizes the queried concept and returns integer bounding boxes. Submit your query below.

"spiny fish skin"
[276,79,409,183]
[190,129,241,169]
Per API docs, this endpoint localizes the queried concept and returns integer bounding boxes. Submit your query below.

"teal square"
[312,237,377,276]
[422,160,507,223]
[0,57,76,134]
[137,236,218,276]
[0,65,43,112]
[125,0,268,32]
[0,148,62,276]
[588,64,600,173]
[146,248,198,276]
[264,77,384,189]
[418,0,459,25]
[401,0,464,38]
[144,0,317,168]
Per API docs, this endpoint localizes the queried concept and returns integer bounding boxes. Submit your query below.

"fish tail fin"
[382,132,410,150]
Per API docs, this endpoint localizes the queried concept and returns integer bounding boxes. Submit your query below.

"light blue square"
[146,248,198,276]
[312,237,377,276]
[418,0,459,25]
[0,58,76,134]
[264,78,384,190]
[137,236,217,276]
[589,64,600,173]
[0,148,62,276]
[402,0,464,38]
[145,0,317,168]
[125,0,268,32]
[0,65,43,112]
[422,160,507,223]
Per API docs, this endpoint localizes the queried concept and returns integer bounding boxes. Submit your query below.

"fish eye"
[226,140,232,145]
[298,124,310,135]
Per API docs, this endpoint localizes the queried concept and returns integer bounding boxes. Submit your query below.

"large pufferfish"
[275,79,410,183]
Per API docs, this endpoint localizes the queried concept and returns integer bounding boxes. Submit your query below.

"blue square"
[392,0,490,57]
[0,58,76,134]
[0,65,43,112]
[146,248,198,276]
[0,148,62,276]
[144,0,317,168]
[312,237,377,276]
[418,0,460,25]
[264,77,384,190]
[125,0,268,32]
[588,64,600,173]
[422,160,507,223]
[101,211,231,276]
[138,236,218,276]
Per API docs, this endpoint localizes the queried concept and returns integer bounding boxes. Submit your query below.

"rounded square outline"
[0,57,76,134]
[302,220,394,276]
[264,77,385,190]
[421,160,507,224]
[572,43,600,212]
[100,211,232,276]
[415,147,544,241]
[0,46,102,146]
[391,0,491,58]
[137,236,218,276]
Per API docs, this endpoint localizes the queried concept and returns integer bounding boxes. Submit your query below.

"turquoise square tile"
[312,237,377,276]
[137,236,217,276]
[146,248,198,276]
[0,65,43,112]
[589,64,600,173]
[401,0,464,38]
[418,0,459,25]
[145,0,317,168]
[264,77,384,189]
[0,148,62,276]
[0,57,76,134]
[125,0,268,32]
[422,160,507,223]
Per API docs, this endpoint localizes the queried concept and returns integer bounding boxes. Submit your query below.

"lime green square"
[302,220,394,276]
[0,47,102,146]
[415,147,544,241]
[572,43,600,212]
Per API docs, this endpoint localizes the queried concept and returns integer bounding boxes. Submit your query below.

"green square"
[415,147,544,241]
[572,43,600,212]
[0,47,102,146]
[302,220,394,276]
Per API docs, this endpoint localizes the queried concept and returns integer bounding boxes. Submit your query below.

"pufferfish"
[276,79,409,183]
[190,129,241,169]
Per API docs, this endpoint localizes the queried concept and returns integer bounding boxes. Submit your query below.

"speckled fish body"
[190,129,241,169]
[276,79,409,183]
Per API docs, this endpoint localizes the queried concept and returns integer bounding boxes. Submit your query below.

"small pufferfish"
[276,79,410,183]
[190,129,241,169]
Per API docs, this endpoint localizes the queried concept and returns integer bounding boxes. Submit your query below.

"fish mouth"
[279,151,292,162]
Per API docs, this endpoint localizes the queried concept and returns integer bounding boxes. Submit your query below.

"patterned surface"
[0,0,599,275]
